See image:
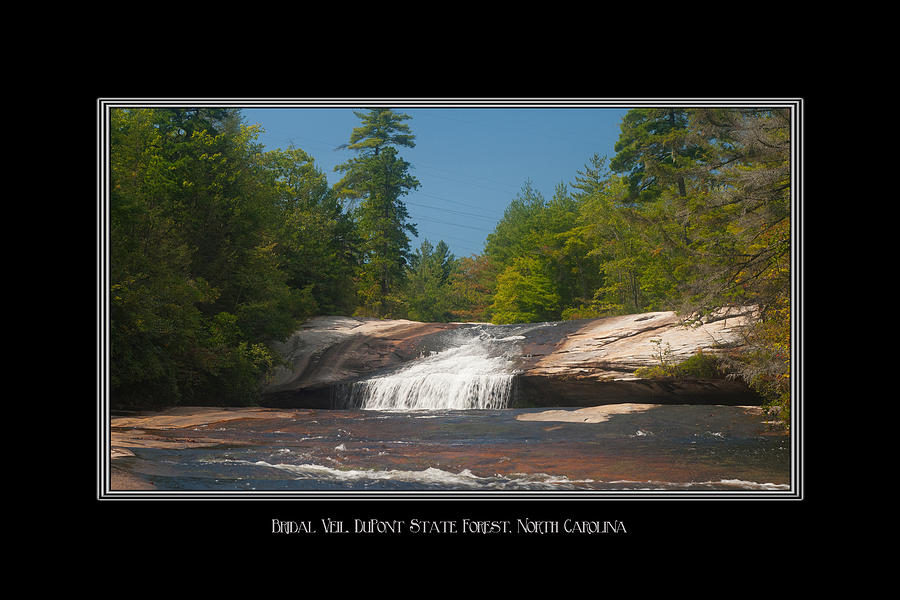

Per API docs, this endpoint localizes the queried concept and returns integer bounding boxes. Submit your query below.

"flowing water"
[111,404,791,494]
[345,325,526,410]
[109,323,793,495]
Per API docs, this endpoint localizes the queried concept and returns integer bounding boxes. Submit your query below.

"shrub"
[634,341,723,379]
[675,348,721,378]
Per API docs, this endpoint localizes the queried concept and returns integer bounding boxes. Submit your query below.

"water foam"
[347,327,521,411]
[250,461,790,491]
[251,461,589,489]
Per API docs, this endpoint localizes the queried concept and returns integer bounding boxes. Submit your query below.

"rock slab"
[260,309,761,408]
[262,316,459,408]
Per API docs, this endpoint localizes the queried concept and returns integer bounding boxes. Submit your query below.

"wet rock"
[260,309,762,408]
[262,316,459,408]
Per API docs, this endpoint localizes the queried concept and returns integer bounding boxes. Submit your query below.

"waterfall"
[347,326,525,411]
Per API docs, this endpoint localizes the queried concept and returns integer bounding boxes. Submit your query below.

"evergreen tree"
[680,108,792,315]
[108,105,793,418]
[609,108,702,203]
[404,239,457,322]
[570,153,612,200]
[483,179,546,269]
[681,108,793,418]
[334,109,420,317]
[482,180,587,323]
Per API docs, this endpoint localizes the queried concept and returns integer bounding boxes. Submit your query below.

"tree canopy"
[471,107,793,414]
[107,106,794,416]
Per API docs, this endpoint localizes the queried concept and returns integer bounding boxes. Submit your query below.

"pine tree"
[609,108,702,203]
[334,109,420,317]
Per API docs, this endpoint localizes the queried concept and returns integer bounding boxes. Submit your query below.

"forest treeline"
[109,106,792,417]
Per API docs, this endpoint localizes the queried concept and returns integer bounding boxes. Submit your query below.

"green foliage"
[443,254,495,322]
[109,108,356,410]
[477,107,792,414]
[675,349,722,378]
[108,106,793,420]
[609,108,701,202]
[483,180,546,267]
[633,339,678,378]
[334,109,420,317]
[720,293,791,429]
[481,180,598,324]
[264,146,358,315]
[634,342,723,380]
[490,255,561,324]
[402,239,458,322]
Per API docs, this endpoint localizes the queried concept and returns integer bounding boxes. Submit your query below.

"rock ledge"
[260,309,761,408]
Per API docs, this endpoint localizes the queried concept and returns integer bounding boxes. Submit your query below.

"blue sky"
[241,104,630,258]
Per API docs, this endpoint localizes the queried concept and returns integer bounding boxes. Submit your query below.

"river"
[109,403,791,496]
[108,322,792,497]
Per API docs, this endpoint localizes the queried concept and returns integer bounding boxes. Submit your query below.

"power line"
[253,133,520,208]
[415,191,506,216]
[405,200,500,223]
[411,163,521,195]
[412,214,495,233]
[412,231,486,249]
[410,236,484,257]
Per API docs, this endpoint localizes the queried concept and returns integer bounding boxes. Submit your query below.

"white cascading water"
[348,327,524,411]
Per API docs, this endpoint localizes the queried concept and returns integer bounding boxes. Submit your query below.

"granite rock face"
[262,316,460,408]
[260,309,762,409]
[513,308,761,407]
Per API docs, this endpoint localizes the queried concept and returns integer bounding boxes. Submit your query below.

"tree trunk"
[668,109,687,197]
